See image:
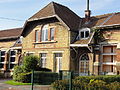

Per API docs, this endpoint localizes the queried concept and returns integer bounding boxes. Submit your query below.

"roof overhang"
[21,14,70,36]
[94,24,120,29]
[0,36,19,40]
[10,46,22,50]
[70,44,88,47]
[27,15,70,30]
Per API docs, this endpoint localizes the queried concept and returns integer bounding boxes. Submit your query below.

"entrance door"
[79,54,89,76]
[54,53,62,73]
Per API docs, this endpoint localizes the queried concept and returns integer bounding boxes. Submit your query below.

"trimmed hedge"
[52,75,120,90]
[33,71,58,85]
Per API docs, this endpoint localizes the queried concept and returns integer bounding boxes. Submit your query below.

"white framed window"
[54,53,62,72]
[40,53,47,68]
[0,50,5,69]
[9,50,16,70]
[41,25,49,41]
[79,53,89,76]
[79,28,90,39]
[35,30,39,42]
[50,28,55,41]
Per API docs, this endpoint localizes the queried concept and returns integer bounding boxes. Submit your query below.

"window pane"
[41,29,45,41]
[10,64,15,69]
[11,51,16,56]
[35,30,39,42]
[10,57,15,62]
[40,53,47,68]
[54,53,62,72]
[50,28,55,40]
[1,57,5,62]
[1,51,5,56]
[41,25,48,41]
[45,29,48,41]
[81,31,84,38]
[0,64,4,68]
[85,31,89,38]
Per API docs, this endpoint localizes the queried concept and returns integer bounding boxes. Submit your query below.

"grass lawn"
[5,80,31,85]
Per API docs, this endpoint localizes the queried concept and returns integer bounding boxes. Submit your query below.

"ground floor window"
[40,53,47,68]
[9,50,16,70]
[79,53,89,76]
[0,50,5,69]
[54,53,62,73]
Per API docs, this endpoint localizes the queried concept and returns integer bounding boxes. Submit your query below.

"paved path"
[0,79,51,90]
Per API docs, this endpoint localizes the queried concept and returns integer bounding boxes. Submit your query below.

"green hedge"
[33,71,58,85]
[74,75,120,83]
[52,75,120,90]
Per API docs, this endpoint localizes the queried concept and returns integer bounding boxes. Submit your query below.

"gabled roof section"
[28,2,81,31]
[0,28,22,40]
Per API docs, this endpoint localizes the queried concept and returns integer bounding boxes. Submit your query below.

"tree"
[22,55,39,72]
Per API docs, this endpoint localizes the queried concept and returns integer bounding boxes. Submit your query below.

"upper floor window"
[41,25,49,41]
[50,28,55,41]
[35,30,39,42]
[79,28,90,39]
[35,24,55,42]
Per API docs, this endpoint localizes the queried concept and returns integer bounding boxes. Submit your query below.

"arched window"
[80,53,89,61]
[41,25,49,41]
[79,53,89,76]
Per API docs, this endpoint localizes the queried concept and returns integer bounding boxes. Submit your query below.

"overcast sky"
[0,0,119,30]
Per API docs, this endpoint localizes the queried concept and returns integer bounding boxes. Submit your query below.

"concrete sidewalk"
[0,79,51,90]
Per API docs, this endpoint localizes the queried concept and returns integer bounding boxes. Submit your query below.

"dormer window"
[79,28,90,39]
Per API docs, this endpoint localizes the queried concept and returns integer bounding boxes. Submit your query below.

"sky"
[0,0,119,30]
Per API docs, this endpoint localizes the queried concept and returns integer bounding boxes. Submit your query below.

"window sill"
[33,41,57,44]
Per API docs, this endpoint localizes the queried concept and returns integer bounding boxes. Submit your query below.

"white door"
[79,54,89,76]
[54,53,62,73]
[56,57,62,72]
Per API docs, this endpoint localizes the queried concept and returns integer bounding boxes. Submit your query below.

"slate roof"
[72,12,120,45]
[0,28,22,40]
[28,2,81,31]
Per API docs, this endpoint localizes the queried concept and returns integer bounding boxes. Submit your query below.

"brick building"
[0,28,22,76]
[0,2,120,76]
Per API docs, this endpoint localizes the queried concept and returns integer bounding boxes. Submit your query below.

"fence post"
[69,71,72,90]
[31,70,34,90]
[59,71,62,80]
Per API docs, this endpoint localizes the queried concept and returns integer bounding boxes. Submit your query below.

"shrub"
[88,80,108,90]
[22,55,39,72]
[52,80,68,90]
[13,65,23,81]
[0,72,4,78]
[16,72,31,83]
[33,71,58,85]
[107,82,120,90]
[52,75,120,90]
[13,65,31,83]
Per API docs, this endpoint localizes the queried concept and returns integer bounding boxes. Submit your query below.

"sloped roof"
[82,12,120,28]
[72,12,120,45]
[28,2,81,31]
[0,28,22,40]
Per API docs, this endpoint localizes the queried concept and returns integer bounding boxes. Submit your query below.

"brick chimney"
[85,0,91,22]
